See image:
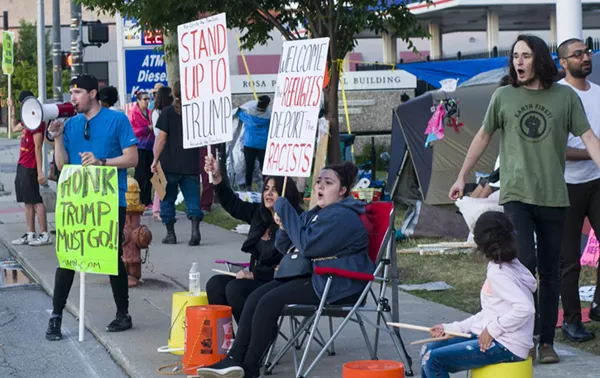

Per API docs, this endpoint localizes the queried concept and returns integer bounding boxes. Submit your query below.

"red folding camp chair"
[262,201,414,377]
[214,260,250,273]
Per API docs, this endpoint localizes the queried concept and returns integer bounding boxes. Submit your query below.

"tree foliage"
[78,0,430,162]
[1,20,71,109]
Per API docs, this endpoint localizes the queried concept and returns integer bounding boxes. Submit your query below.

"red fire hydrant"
[122,176,153,287]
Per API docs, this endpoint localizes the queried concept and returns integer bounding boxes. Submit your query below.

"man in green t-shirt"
[449,35,600,364]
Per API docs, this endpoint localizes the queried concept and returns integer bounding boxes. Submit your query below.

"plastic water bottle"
[189,262,201,296]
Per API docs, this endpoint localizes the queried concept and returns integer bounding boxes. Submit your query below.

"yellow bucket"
[471,357,532,378]
[167,291,208,355]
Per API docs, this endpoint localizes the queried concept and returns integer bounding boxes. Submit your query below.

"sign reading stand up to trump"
[177,13,233,149]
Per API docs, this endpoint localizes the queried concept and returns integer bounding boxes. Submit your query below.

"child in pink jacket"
[421,211,536,377]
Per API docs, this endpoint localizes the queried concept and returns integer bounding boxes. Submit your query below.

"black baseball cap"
[18,90,34,103]
[70,74,99,92]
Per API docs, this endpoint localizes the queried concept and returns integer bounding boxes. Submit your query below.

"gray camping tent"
[388,81,501,206]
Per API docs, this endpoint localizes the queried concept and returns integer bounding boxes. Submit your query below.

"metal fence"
[355,37,600,70]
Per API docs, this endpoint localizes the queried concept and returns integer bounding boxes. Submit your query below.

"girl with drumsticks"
[422,211,536,377]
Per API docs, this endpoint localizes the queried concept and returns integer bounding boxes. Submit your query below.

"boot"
[162,223,177,244]
[189,217,201,246]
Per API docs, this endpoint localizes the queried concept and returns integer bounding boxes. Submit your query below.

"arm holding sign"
[151,109,169,173]
[7,99,23,133]
[152,131,167,173]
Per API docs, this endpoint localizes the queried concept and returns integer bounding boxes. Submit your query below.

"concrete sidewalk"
[1,202,600,378]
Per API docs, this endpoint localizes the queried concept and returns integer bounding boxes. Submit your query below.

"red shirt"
[17,122,45,169]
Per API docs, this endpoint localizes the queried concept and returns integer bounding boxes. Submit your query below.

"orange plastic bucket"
[182,305,234,374]
[343,360,405,378]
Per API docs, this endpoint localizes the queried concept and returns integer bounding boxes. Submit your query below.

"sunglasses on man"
[564,48,593,60]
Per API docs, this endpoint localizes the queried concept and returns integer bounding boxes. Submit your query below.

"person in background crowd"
[151,86,173,221]
[238,95,271,189]
[46,74,138,340]
[129,91,154,208]
[99,86,120,110]
[7,90,51,246]
[152,81,203,246]
[149,83,164,110]
[557,38,600,342]
[204,155,303,323]
[449,34,600,364]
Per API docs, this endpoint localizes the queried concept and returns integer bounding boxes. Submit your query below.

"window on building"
[84,62,109,89]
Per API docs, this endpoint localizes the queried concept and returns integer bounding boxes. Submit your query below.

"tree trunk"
[325,63,341,164]
[164,32,180,87]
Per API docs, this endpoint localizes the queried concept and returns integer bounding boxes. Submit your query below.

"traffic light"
[3,11,8,31]
[61,52,72,70]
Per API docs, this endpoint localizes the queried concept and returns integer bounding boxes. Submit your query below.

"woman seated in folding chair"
[422,211,536,378]
[196,162,375,378]
[204,155,303,324]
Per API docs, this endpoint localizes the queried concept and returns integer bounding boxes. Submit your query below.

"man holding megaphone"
[45,75,139,341]
[8,90,51,247]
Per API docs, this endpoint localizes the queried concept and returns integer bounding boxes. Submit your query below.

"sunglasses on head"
[84,120,90,141]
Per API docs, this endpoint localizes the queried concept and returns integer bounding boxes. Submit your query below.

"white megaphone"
[20,96,76,131]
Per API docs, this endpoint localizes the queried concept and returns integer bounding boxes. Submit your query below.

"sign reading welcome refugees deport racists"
[262,38,330,177]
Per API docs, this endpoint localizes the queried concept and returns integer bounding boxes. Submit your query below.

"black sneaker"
[106,313,132,332]
[196,356,244,378]
[46,317,63,341]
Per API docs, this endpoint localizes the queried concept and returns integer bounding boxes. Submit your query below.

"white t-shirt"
[489,156,500,188]
[559,79,600,184]
[152,109,161,137]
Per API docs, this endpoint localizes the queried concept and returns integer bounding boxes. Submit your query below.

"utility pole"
[37,0,49,178]
[52,0,62,101]
[37,0,46,102]
[70,1,84,76]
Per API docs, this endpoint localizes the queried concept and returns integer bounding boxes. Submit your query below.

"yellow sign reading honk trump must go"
[55,165,119,275]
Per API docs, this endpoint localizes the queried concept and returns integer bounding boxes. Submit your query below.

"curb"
[0,237,137,378]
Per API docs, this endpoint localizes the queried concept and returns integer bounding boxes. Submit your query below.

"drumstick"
[212,269,237,277]
[411,335,454,345]
[387,322,471,338]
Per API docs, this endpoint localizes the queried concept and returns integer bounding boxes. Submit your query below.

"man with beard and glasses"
[45,75,139,341]
[449,35,600,364]
[556,38,600,343]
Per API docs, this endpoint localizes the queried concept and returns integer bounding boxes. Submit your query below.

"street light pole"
[70,1,84,76]
[37,0,49,177]
[52,0,62,101]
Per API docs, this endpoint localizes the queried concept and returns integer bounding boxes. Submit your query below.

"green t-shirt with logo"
[483,84,591,207]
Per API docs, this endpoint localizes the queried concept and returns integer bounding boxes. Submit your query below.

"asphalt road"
[0,242,128,378]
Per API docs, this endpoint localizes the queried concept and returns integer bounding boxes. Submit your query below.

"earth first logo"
[514,104,554,142]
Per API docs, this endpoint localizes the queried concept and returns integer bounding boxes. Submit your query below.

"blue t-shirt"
[63,107,138,207]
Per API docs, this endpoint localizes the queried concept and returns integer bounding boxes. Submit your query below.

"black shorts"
[15,164,42,204]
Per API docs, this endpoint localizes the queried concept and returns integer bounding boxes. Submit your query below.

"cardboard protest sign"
[55,165,120,275]
[581,228,600,268]
[150,161,167,200]
[262,38,329,177]
[2,31,15,75]
[177,13,233,149]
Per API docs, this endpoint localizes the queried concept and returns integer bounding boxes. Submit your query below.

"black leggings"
[227,276,361,375]
[135,148,154,206]
[206,274,265,324]
[243,146,265,187]
[52,207,128,316]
